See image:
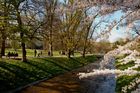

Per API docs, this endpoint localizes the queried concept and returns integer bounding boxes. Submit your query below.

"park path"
[19,60,101,93]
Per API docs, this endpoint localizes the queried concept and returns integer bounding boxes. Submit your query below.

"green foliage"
[10,40,20,50]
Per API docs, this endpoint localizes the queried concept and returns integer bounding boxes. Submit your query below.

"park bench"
[6,52,18,58]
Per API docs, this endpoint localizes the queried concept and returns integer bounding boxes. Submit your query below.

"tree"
[0,0,11,56]
[8,0,27,62]
[58,0,86,58]
[45,0,58,56]
[55,0,109,58]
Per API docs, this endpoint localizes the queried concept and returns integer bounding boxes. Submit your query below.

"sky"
[107,11,128,42]
[59,0,129,42]
[93,10,128,42]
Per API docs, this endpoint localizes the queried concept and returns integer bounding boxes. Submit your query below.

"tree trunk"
[48,15,53,56]
[0,1,7,57]
[1,38,6,56]
[49,42,53,56]
[21,32,27,62]
[48,23,53,56]
[21,43,27,62]
[67,49,71,58]
[16,9,27,62]
[82,46,86,58]
[82,34,88,58]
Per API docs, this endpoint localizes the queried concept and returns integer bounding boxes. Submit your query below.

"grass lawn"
[133,66,140,71]
[0,55,97,92]
[5,48,82,57]
[115,54,128,60]
[115,59,140,93]
[116,75,140,93]
[116,60,135,70]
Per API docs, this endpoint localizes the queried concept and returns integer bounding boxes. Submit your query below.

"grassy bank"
[0,55,97,92]
[115,58,140,93]
[116,60,135,70]
[116,75,140,93]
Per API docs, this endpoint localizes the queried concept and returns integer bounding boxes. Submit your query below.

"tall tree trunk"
[49,42,53,56]
[46,0,57,57]
[48,24,53,56]
[21,43,27,62]
[67,49,71,58]
[21,32,27,62]
[16,9,27,62]
[82,46,86,58]
[82,31,89,58]
[1,38,6,56]
[0,1,7,57]
[48,13,54,56]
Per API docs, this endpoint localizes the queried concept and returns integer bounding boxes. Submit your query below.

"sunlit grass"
[116,60,135,70]
[0,55,97,92]
[5,48,82,57]
[115,54,128,60]
[133,66,140,71]
[116,75,140,93]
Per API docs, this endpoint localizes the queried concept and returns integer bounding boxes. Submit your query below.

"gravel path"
[19,59,115,93]
[2,55,116,93]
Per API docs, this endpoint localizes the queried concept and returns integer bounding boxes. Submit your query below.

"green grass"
[116,60,135,70]
[115,54,128,60]
[6,48,48,57]
[115,59,140,93]
[116,75,140,93]
[5,48,82,57]
[0,55,97,92]
[115,60,121,66]
[133,66,140,71]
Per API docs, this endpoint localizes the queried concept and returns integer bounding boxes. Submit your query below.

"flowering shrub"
[116,60,135,70]
[131,84,140,93]
[78,69,140,79]
[78,36,140,93]
[122,76,140,93]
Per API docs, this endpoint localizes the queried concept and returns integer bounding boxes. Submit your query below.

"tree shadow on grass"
[42,58,71,71]
[24,60,56,76]
[45,58,73,69]
[0,61,54,81]
[0,67,19,92]
[0,61,43,92]
[69,57,85,66]
[0,61,40,81]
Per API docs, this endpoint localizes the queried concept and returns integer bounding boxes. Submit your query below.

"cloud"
[109,28,127,42]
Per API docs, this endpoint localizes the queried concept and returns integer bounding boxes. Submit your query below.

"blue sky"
[106,11,128,42]
[59,0,128,42]
[93,10,128,42]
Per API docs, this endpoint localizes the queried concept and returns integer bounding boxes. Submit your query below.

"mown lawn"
[134,66,140,71]
[5,49,82,57]
[0,55,97,92]
[116,75,140,93]
[115,54,128,60]
[115,59,140,93]
[115,60,135,70]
